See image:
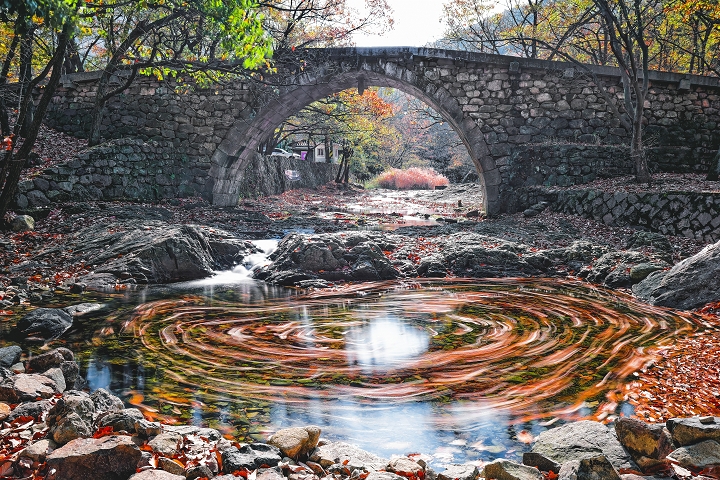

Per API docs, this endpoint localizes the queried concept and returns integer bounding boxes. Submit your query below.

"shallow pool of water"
[27,277,710,467]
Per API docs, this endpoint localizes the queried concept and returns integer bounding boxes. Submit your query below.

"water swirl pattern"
[121,278,709,446]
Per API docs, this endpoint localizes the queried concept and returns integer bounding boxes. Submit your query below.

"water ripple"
[126,278,712,424]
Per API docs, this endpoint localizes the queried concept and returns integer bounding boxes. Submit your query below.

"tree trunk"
[19,27,36,138]
[0,98,9,137]
[0,24,70,222]
[335,157,345,183]
[631,112,651,184]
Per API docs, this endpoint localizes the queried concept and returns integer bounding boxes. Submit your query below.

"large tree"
[0,0,78,223]
[84,0,272,146]
[442,0,661,183]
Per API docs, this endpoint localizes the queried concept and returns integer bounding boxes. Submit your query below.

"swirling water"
[53,276,713,466]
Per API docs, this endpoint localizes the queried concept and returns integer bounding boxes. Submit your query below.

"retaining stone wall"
[505,144,718,191]
[516,186,720,242]
[14,138,337,207]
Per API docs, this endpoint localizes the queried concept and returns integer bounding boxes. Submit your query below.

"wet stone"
[666,417,720,446]
[531,420,636,470]
[159,456,186,476]
[310,442,388,470]
[437,464,479,480]
[129,470,185,480]
[0,373,60,403]
[268,425,321,458]
[482,459,543,480]
[0,345,22,368]
[148,432,183,456]
[666,440,720,469]
[46,435,142,480]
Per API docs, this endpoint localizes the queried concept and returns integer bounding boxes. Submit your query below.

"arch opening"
[209,65,500,214]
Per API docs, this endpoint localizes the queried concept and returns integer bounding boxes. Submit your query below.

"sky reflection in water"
[65,277,708,466]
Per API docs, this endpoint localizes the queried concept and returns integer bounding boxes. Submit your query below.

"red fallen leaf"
[342,459,350,465]
[544,471,558,480]
[232,469,251,478]
[618,468,645,475]
[700,465,720,479]
[92,426,114,438]
[0,310,13,315]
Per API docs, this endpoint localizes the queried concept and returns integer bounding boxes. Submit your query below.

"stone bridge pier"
[45,47,720,214]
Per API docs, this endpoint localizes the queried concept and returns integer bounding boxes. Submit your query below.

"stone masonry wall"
[504,143,718,192]
[43,48,720,211]
[14,138,337,207]
[515,186,720,242]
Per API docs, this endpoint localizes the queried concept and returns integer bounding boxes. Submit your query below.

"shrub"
[374,167,450,190]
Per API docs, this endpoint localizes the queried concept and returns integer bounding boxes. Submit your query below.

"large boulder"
[41,220,258,286]
[255,233,400,285]
[45,435,142,480]
[633,240,720,309]
[530,421,636,471]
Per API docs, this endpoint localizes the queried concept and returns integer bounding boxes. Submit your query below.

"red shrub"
[375,167,450,190]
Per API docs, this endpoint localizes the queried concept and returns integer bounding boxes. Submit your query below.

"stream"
[3,241,708,466]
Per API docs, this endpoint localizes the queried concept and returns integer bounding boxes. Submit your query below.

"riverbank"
[2,345,720,480]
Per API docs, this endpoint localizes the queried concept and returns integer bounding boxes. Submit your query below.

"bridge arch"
[209,59,501,214]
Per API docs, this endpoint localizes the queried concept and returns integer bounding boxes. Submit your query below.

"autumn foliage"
[374,167,450,190]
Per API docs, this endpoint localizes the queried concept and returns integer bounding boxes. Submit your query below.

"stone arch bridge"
[44,47,720,215]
